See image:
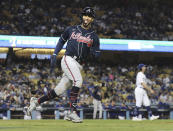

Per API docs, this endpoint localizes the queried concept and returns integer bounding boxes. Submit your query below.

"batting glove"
[50,54,57,74]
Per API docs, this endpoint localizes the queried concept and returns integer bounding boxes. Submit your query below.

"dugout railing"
[0,105,173,120]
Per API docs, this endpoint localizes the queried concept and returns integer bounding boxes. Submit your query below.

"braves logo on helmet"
[82,7,95,18]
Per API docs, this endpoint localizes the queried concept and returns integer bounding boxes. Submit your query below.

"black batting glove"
[90,48,101,58]
[50,54,57,74]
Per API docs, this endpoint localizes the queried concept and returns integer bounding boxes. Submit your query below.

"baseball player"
[23,106,31,120]
[132,64,159,121]
[27,7,100,123]
[89,85,103,119]
[24,106,42,120]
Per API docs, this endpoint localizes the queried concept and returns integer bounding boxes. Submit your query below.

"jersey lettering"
[70,32,93,47]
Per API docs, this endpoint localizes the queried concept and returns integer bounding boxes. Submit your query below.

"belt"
[139,86,142,88]
[65,55,80,62]
[71,55,77,60]
[137,86,144,89]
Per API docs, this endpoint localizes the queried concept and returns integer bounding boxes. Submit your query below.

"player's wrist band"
[53,53,57,56]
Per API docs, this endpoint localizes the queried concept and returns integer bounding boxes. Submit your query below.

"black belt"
[65,55,81,62]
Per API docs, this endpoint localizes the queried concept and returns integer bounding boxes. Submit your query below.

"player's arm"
[53,27,70,55]
[90,35,100,58]
[93,86,98,96]
[50,27,70,73]
[141,82,154,94]
[88,87,94,97]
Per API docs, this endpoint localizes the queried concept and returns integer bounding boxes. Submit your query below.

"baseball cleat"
[68,111,83,123]
[27,97,38,116]
[150,115,159,120]
[64,115,71,121]
[132,116,142,121]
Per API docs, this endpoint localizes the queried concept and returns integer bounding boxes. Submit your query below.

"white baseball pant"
[93,98,103,119]
[54,55,83,96]
[135,87,150,107]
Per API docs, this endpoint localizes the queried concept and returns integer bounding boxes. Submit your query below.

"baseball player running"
[132,64,159,121]
[27,7,100,123]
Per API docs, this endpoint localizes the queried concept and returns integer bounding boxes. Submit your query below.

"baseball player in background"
[24,106,31,120]
[89,85,103,119]
[24,105,42,120]
[27,7,100,123]
[132,64,159,121]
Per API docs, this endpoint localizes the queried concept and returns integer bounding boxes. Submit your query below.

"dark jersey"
[54,25,100,59]
[92,86,102,101]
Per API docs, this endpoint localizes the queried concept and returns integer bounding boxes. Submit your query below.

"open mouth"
[83,19,90,27]
[84,19,88,24]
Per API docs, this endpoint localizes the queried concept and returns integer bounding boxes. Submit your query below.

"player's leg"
[63,110,71,120]
[93,99,98,119]
[143,91,159,120]
[143,91,152,118]
[132,87,143,121]
[98,101,103,119]
[27,73,71,116]
[62,55,83,122]
[39,74,71,103]
[62,56,83,110]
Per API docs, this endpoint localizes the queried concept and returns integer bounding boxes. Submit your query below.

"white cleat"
[68,111,83,123]
[64,114,71,121]
[118,116,125,120]
[132,116,142,121]
[64,110,72,121]
[150,115,159,120]
[26,97,38,116]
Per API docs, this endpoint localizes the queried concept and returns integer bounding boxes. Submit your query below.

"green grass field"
[0,120,172,131]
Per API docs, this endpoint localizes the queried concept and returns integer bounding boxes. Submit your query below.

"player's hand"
[50,54,57,74]
[90,48,100,58]
[150,89,155,94]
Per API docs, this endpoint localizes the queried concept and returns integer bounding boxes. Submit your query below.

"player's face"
[82,15,94,28]
[142,66,146,72]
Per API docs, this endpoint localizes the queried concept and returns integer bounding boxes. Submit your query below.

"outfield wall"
[1,106,173,120]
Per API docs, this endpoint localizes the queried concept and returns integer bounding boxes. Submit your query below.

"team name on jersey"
[70,32,93,47]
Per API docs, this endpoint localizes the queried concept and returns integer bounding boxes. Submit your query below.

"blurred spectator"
[0,0,173,40]
[1,100,15,120]
[0,58,172,110]
[158,92,169,109]
[118,103,127,120]
[108,100,117,119]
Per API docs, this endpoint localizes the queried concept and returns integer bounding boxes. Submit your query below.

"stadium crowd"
[0,0,173,40]
[0,58,172,112]
[0,0,173,119]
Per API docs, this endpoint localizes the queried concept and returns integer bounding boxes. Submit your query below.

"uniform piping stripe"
[77,25,82,33]
[64,55,76,86]
[61,35,66,41]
